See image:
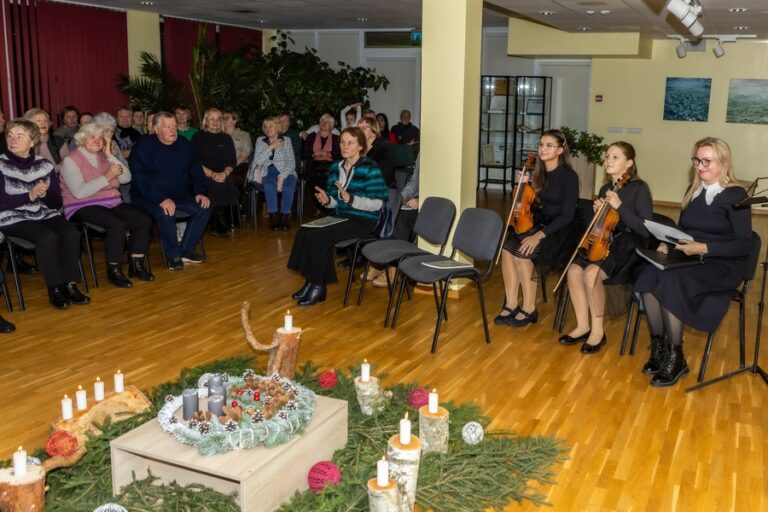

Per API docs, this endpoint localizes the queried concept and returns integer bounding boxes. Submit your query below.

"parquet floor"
[0,192,766,511]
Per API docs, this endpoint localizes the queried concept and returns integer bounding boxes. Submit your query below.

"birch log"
[241,302,302,379]
[367,478,399,512]
[386,434,421,512]
[353,376,389,415]
[0,466,45,511]
[418,405,449,454]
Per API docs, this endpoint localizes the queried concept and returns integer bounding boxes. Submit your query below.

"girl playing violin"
[559,142,653,353]
[496,129,580,327]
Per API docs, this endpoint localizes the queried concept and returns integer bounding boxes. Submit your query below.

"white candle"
[376,455,389,487]
[428,388,438,414]
[361,359,370,383]
[13,446,27,478]
[75,385,87,410]
[94,377,105,401]
[399,412,411,445]
[61,395,73,420]
[284,310,293,331]
[114,370,124,393]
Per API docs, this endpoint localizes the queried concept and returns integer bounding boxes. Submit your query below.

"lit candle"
[428,388,438,414]
[13,446,27,478]
[61,395,73,420]
[114,370,124,393]
[399,412,411,445]
[284,310,293,331]
[376,455,388,487]
[94,377,105,401]
[361,359,370,383]
[75,385,87,410]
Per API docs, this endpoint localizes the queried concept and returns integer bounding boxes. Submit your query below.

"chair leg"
[1,279,12,312]
[431,279,452,353]
[697,332,716,383]
[432,282,448,321]
[738,297,746,368]
[78,261,89,293]
[384,270,400,328]
[82,228,99,288]
[619,300,637,356]
[356,260,370,306]
[629,308,643,356]
[540,274,548,303]
[343,244,360,307]
[476,278,491,345]
[6,244,24,312]
[391,275,409,329]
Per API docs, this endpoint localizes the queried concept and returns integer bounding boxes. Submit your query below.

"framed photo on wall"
[662,77,711,122]
[726,79,768,125]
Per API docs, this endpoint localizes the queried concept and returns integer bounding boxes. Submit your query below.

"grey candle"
[208,394,225,416]
[182,389,199,421]
[208,374,226,400]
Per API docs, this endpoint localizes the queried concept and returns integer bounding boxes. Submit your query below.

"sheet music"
[643,220,694,244]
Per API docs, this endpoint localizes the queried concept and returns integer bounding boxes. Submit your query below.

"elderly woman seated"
[60,123,154,288]
[301,113,341,215]
[0,119,89,309]
[287,127,388,305]
[249,116,296,231]
[23,108,69,174]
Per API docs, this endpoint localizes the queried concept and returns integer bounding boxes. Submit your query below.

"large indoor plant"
[561,127,608,198]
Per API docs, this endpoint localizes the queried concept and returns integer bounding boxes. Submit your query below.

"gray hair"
[92,112,117,128]
[22,108,51,128]
[73,123,104,146]
[153,111,175,127]
[319,113,335,128]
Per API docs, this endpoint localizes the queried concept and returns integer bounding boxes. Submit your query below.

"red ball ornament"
[307,460,341,492]
[254,392,261,401]
[45,430,79,457]
[231,401,239,408]
[236,389,244,396]
[408,387,430,408]
[318,370,338,389]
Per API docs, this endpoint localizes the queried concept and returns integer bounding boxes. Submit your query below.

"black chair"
[685,231,762,392]
[358,197,456,325]
[157,211,206,268]
[0,234,14,313]
[390,207,505,353]
[389,144,415,191]
[79,221,152,288]
[335,187,402,307]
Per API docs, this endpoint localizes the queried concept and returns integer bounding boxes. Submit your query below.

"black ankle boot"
[107,264,133,288]
[0,314,15,333]
[642,335,666,375]
[48,286,71,309]
[651,344,689,387]
[297,284,326,306]
[281,213,290,231]
[211,209,231,236]
[129,257,155,281]
[269,213,279,231]
[292,281,312,300]
[62,283,90,305]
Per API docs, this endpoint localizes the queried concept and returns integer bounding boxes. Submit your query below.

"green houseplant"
[560,126,608,166]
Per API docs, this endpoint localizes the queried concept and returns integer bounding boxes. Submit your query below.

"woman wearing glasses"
[496,129,580,327]
[635,137,751,387]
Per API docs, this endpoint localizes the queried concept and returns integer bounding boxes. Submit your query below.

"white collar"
[692,182,724,205]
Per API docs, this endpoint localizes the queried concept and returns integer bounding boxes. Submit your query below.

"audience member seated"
[301,113,341,214]
[278,111,302,169]
[115,106,142,159]
[0,111,7,154]
[249,116,296,231]
[175,107,198,141]
[145,113,156,135]
[79,112,93,126]
[0,119,89,309]
[191,108,238,236]
[288,127,387,306]
[23,108,69,174]
[60,123,154,288]
[132,110,146,134]
[376,113,397,144]
[391,109,420,156]
[341,102,362,129]
[92,112,131,171]
[358,115,393,186]
[129,112,211,270]
[222,110,253,188]
[54,105,79,149]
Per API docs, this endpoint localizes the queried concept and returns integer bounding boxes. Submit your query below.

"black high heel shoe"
[507,309,538,327]
[292,281,311,300]
[493,305,520,325]
[297,284,326,306]
[580,334,607,354]
[559,330,591,345]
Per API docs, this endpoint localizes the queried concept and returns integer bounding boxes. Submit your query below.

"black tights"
[642,292,684,346]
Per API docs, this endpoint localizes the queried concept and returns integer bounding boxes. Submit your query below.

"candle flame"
[381,455,386,461]
[363,359,368,363]
[64,394,68,399]
[286,309,290,315]
[432,388,437,393]
[404,412,409,420]
[78,385,83,390]
[17,446,22,451]
[96,377,101,382]
[116,370,121,374]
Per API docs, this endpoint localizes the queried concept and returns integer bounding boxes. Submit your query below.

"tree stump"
[241,302,302,379]
[418,405,449,454]
[0,466,45,511]
[386,434,421,512]
[367,478,399,512]
[353,376,390,415]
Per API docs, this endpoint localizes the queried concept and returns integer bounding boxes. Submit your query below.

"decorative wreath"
[158,371,316,456]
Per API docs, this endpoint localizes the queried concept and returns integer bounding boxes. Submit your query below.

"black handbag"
[373,199,396,239]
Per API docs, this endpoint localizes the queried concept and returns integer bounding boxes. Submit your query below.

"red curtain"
[219,25,262,54]
[162,17,213,104]
[0,0,127,123]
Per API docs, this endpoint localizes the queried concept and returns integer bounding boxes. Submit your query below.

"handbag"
[373,199,396,239]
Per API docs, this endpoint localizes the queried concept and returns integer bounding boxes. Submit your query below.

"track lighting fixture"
[676,40,687,58]
[666,0,703,38]
[712,40,725,58]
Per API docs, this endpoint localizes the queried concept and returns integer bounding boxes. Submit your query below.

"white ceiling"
[59,1,768,38]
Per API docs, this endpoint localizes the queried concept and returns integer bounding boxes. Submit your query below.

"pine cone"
[250,410,265,423]
[188,419,200,429]
[278,411,289,420]
[197,421,212,434]
[223,419,238,432]
[285,400,298,411]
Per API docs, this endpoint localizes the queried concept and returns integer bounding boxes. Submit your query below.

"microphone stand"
[686,177,768,391]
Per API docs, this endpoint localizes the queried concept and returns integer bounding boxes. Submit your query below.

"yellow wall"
[589,39,768,202]
[126,11,161,76]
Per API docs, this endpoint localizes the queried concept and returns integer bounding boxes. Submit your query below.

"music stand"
[686,177,768,391]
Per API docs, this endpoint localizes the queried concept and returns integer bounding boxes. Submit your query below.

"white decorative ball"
[462,421,484,445]
[93,504,128,512]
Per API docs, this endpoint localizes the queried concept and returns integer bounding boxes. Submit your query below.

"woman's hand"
[269,139,284,150]
[212,171,226,183]
[519,231,545,256]
[335,182,350,203]
[29,181,48,201]
[314,186,330,207]
[675,240,708,256]
[103,137,113,157]
[593,197,605,212]
[105,164,123,181]
[605,190,622,210]
[656,243,669,254]
[277,175,284,193]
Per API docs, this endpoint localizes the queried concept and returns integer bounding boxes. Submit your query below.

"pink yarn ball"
[318,370,338,389]
[408,387,429,408]
[307,460,341,492]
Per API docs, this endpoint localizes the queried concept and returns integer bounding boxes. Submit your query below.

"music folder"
[636,248,703,271]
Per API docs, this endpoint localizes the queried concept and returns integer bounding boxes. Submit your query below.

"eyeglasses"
[691,157,713,168]
[538,142,561,149]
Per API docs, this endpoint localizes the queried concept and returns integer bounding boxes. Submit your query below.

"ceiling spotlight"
[676,40,687,58]
[577,27,592,31]
[728,8,748,14]
[538,11,554,16]
[140,1,154,5]
[585,10,595,15]
[599,10,611,15]
[666,0,703,37]
[713,40,725,58]
[356,17,369,22]
[734,26,750,31]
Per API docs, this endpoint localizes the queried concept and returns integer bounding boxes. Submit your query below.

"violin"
[510,152,537,235]
[553,171,631,293]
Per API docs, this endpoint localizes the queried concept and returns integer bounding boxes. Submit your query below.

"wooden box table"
[110,395,347,512]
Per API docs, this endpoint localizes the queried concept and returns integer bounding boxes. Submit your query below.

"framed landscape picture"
[662,77,711,122]
[726,79,768,125]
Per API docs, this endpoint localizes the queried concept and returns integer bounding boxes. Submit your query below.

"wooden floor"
[1,192,766,511]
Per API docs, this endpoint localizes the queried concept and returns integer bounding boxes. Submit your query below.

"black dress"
[191,131,238,207]
[634,186,751,332]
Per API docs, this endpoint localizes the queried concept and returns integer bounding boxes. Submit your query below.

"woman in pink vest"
[60,123,154,288]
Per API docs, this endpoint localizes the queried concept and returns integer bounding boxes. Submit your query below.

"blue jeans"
[263,166,297,214]
[133,196,212,262]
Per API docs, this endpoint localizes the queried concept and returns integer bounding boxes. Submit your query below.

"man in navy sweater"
[129,112,211,270]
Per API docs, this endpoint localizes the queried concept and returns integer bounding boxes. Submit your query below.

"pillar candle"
[399,412,411,445]
[208,394,225,417]
[361,359,371,383]
[61,395,73,420]
[114,370,124,393]
[94,377,105,401]
[75,385,87,410]
[376,455,388,487]
[13,446,27,478]
[284,310,293,331]
[182,389,199,421]
[428,388,438,414]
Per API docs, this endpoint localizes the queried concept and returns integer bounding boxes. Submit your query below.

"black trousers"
[394,209,418,242]
[2,216,81,287]
[70,203,152,264]
[287,216,375,284]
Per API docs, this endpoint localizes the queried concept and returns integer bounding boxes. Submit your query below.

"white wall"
[537,60,591,131]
